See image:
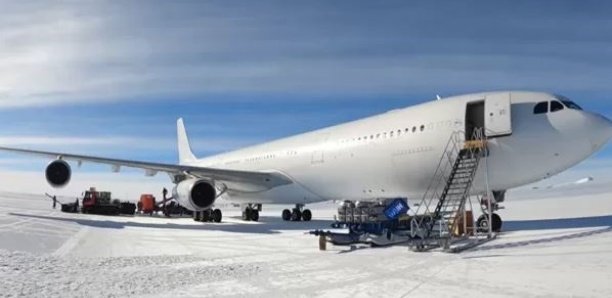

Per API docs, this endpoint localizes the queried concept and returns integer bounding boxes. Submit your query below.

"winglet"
[177,118,196,164]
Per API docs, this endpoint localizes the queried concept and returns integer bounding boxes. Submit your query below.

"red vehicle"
[81,187,136,215]
[139,194,156,215]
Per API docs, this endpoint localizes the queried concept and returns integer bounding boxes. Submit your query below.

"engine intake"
[172,179,217,211]
[45,160,71,188]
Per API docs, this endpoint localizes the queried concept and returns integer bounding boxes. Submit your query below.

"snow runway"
[1,192,612,297]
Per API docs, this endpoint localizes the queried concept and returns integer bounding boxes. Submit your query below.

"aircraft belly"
[224,183,322,204]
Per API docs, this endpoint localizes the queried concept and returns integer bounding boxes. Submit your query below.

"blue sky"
[1,0,611,179]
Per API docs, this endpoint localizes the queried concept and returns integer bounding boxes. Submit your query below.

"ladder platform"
[463,140,487,150]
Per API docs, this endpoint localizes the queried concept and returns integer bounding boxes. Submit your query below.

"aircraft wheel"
[302,209,312,221]
[291,209,302,221]
[491,213,502,232]
[193,211,201,222]
[477,214,488,232]
[282,209,291,221]
[242,209,251,221]
[212,209,222,223]
[201,211,210,222]
[250,210,259,222]
[477,213,503,232]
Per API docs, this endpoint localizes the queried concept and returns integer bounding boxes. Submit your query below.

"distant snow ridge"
[0,250,262,297]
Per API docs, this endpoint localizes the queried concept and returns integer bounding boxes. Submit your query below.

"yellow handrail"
[463,140,487,150]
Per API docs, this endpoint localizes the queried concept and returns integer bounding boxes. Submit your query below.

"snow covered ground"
[1,188,612,297]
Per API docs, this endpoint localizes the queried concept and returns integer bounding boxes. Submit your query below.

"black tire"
[282,209,291,221]
[302,209,312,221]
[242,209,251,221]
[212,209,222,223]
[477,213,503,232]
[491,213,502,232]
[193,212,201,222]
[201,211,210,222]
[477,214,488,232]
[250,210,259,222]
[291,209,302,221]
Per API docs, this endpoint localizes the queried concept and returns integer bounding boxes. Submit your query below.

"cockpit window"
[555,95,583,110]
[534,102,548,114]
[561,100,583,110]
[550,101,564,112]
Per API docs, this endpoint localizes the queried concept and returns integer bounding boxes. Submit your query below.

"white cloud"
[0,134,262,156]
[2,2,612,109]
[0,136,138,147]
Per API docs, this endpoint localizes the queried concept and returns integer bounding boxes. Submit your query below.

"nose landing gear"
[282,204,312,221]
[477,191,505,233]
[477,213,502,232]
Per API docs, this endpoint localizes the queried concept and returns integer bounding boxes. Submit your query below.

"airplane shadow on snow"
[503,215,612,231]
[466,215,612,254]
[8,213,333,234]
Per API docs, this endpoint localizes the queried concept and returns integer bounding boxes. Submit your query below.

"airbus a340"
[1,91,610,226]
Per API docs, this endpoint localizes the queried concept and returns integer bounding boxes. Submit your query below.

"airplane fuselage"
[186,91,612,205]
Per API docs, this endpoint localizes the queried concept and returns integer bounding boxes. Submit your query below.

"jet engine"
[45,160,71,188]
[172,179,217,211]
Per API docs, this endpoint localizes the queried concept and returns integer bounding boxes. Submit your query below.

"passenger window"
[550,101,564,112]
[533,102,548,114]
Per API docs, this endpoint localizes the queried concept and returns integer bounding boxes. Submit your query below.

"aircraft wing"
[0,146,293,192]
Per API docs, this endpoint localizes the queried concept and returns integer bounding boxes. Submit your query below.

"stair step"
[455,166,475,171]
[455,167,476,171]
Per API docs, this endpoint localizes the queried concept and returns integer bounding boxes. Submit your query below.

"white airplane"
[1,91,610,226]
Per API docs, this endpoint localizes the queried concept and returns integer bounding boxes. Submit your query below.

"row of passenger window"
[244,154,277,163]
[534,99,583,114]
[341,124,428,144]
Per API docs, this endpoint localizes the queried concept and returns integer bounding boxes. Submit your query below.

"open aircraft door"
[485,93,512,137]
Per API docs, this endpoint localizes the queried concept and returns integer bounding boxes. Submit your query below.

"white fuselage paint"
[184,91,612,205]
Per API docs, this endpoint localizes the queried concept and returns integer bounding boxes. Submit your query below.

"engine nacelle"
[172,179,217,211]
[45,160,71,188]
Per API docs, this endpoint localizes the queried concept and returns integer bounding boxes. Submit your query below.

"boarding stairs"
[411,128,488,250]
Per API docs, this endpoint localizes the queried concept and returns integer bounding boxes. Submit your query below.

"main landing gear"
[193,209,223,223]
[242,204,261,222]
[282,204,312,222]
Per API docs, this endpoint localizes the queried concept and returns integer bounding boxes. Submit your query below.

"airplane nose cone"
[601,115,612,139]
[587,113,612,149]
